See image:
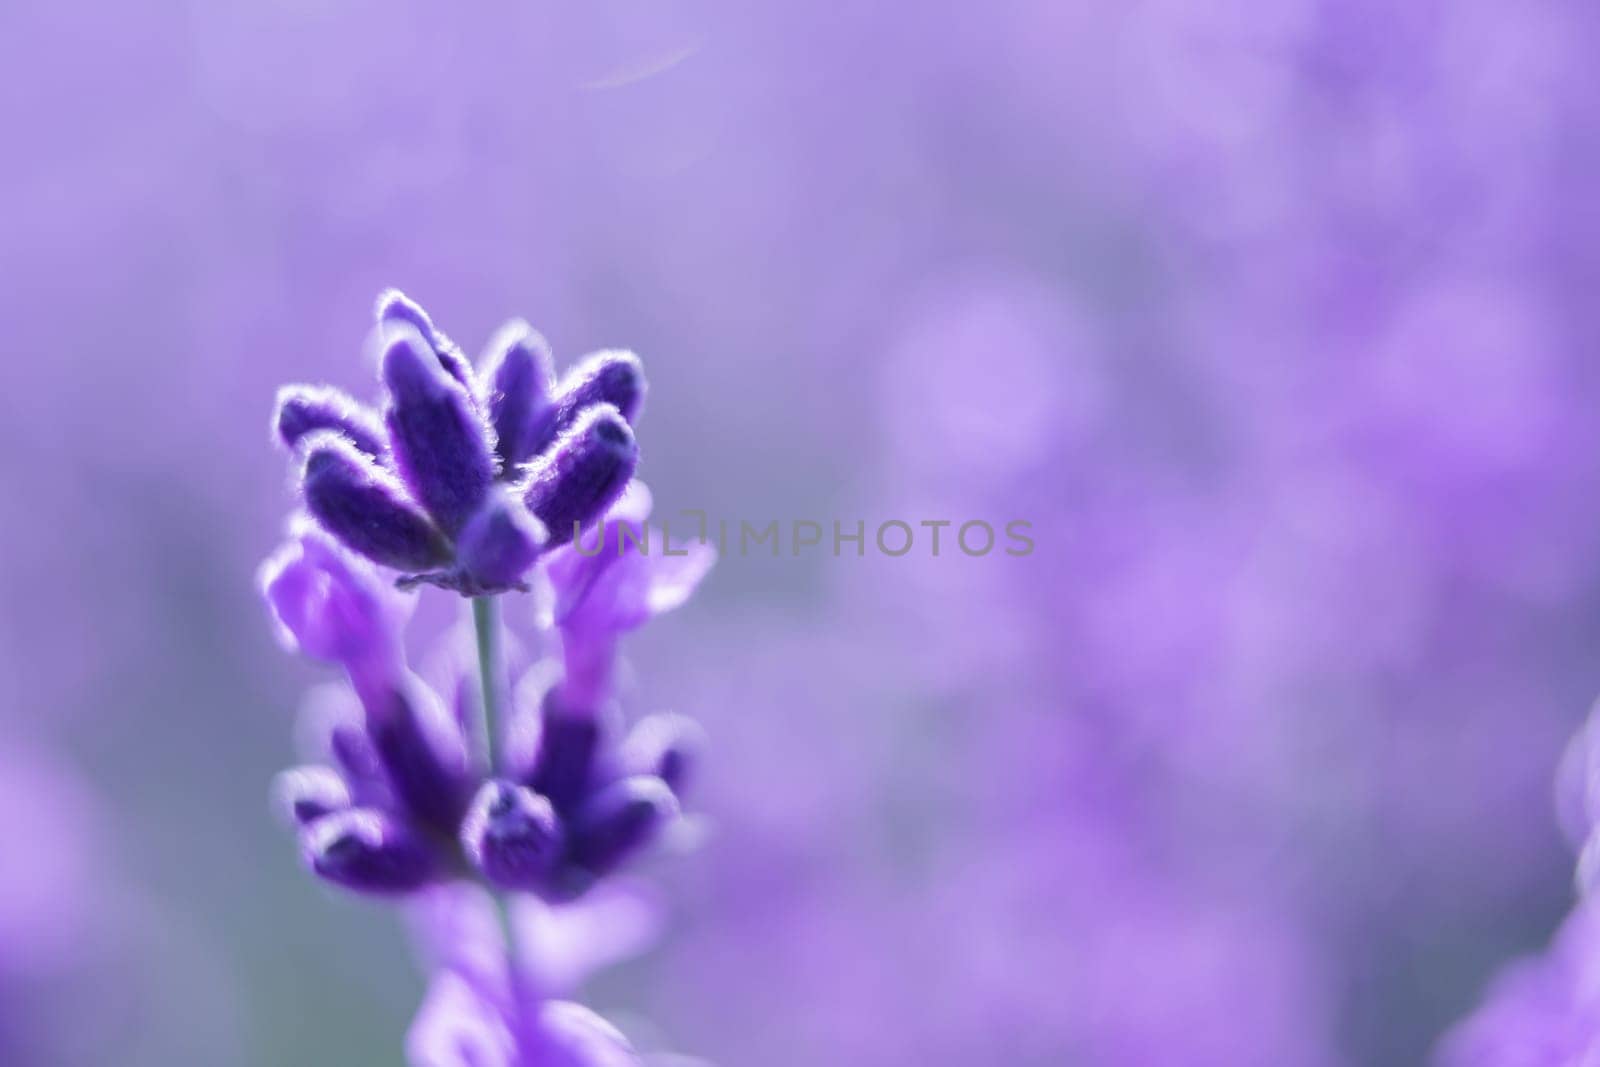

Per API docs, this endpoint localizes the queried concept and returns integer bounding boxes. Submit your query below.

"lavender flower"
[260,295,707,1062]
[271,290,645,595]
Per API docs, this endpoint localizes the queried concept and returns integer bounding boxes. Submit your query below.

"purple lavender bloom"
[261,295,710,1063]
[273,292,649,595]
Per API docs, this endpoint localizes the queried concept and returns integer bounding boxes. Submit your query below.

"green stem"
[470,595,524,991]
[472,596,502,775]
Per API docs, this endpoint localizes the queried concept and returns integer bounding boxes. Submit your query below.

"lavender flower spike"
[300,432,453,572]
[381,322,498,537]
[263,293,711,1063]
[522,405,637,548]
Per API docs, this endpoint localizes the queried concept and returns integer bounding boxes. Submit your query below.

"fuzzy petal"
[525,351,646,459]
[482,320,558,469]
[274,384,388,459]
[381,324,498,536]
[300,432,453,571]
[522,406,637,548]
[377,289,479,396]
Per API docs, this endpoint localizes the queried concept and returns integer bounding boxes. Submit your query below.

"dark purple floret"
[361,679,472,835]
[460,779,563,890]
[380,326,498,538]
[525,350,646,459]
[273,766,353,825]
[455,492,547,593]
[569,775,678,879]
[522,406,637,548]
[481,320,557,470]
[305,808,438,894]
[273,384,387,459]
[300,432,454,571]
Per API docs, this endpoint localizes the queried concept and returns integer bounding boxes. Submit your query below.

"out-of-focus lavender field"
[5,2,1600,1064]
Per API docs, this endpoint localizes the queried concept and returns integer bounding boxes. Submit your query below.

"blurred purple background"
[5,1,1600,1064]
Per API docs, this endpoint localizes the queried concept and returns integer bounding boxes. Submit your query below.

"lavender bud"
[522,406,637,548]
[526,350,646,458]
[362,679,471,834]
[304,809,437,895]
[621,714,706,795]
[300,432,453,571]
[381,325,497,537]
[272,766,352,826]
[481,320,557,468]
[375,289,476,393]
[528,691,602,813]
[569,775,678,878]
[460,779,563,890]
[456,492,548,593]
[272,384,386,459]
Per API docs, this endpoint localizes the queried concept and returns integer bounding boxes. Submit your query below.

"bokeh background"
[5,1,1600,1064]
